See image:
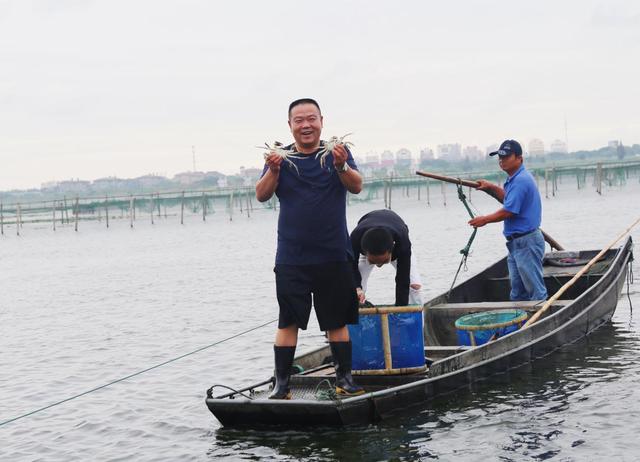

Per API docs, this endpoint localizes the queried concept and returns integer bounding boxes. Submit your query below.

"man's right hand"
[265,152,283,174]
[356,287,366,304]
[475,179,493,191]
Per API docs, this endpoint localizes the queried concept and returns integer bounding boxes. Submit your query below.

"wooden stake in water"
[52,201,56,231]
[180,191,185,225]
[544,169,549,199]
[105,196,109,228]
[150,194,154,225]
[0,201,3,235]
[129,196,134,229]
[426,178,430,206]
[202,192,207,222]
[74,197,79,232]
[64,196,69,224]
[441,181,446,207]
[16,203,21,236]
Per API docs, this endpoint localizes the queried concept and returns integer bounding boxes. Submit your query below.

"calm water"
[1,178,639,461]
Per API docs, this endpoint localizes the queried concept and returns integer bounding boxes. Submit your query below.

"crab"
[257,142,306,174]
[315,133,355,168]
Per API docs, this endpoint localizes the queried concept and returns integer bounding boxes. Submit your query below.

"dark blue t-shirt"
[261,143,359,265]
[503,164,542,237]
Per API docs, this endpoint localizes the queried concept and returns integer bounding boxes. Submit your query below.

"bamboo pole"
[358,306,423,315]
[383,181,388,208]
[104,196,109,228]
[0,202,3,235]
[52,201,56,231]
[129,196,134,228]
[64,196,69,223]
[180,191,185,225]
[150,194,154,225]
[544,169,549,199]
[415,170,564,251]
[156,193,161,218]
[202,192,207,221]
[380,313,392,370]
[426,178,430,206]
[524,216,640,328]
[74,197,79,232]
[16,203,21,236]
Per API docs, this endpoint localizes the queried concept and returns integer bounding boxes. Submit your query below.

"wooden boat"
[205,237,634,427]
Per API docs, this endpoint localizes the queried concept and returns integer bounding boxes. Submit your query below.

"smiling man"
[255,98,364,400]
[468,139,548,301]
[350,209,423,307]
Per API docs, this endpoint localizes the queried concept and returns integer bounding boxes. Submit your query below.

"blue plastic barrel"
[348,307,425,373]
[455,309,528,346]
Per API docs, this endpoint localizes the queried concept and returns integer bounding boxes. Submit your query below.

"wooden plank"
[429,300,571,311]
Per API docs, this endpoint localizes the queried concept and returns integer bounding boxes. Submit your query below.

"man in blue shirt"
[256,98,365,399]
[468,139,548,301]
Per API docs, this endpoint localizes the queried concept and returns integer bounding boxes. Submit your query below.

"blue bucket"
[455,309,528,346]
[348,306,425,374]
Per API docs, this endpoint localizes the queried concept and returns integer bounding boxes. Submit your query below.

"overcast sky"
[1,0,639,190]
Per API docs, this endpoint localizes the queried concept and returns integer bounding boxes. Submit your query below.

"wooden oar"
[523,216,640,328]
[415,170,564,251]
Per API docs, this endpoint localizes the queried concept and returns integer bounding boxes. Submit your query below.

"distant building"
[173,171,206,185]
[380,150,395,167]
[41,181,59,191]
[419,148,434,162]
[57,179,91,194]
[363,152,380,168]
[528,138,545,156]
[437,143,462,161]
[239,166,262,179]
[462,145,483,161]
[549,139,568,154]
[395,148,412,168]
[92,177,124,191]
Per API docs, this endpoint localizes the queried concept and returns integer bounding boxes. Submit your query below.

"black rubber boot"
[330,341,365,397]
[268,345,296,400]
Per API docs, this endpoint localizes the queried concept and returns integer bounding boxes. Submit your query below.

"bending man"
[350,209,423,306]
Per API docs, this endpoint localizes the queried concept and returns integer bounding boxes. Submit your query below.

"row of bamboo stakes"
[1,161,638,235]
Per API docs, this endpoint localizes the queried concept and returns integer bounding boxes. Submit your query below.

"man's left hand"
[469,216,489,228]
[332,144,348,169]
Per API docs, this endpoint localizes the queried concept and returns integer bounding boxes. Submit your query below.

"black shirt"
[350,209,412,306]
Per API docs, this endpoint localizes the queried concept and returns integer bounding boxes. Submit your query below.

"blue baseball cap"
[489,139,522,157]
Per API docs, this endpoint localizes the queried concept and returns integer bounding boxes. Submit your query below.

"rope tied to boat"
[207,384,255,400]
[314,379,339,401]
[627,250,634,317]
[447,182,478,298]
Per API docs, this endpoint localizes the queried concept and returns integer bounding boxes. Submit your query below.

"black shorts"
[274,261,359,331]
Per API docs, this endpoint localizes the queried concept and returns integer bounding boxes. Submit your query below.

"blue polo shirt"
[261,143,358,265]
[502,164,542,238]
